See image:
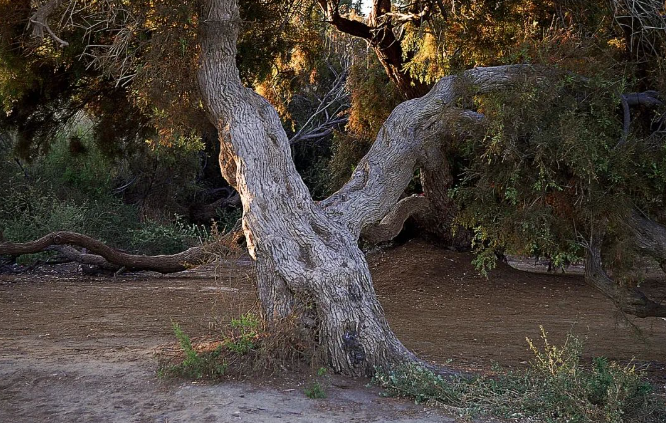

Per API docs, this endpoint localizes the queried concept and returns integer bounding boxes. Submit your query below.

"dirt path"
[1,239,665,422]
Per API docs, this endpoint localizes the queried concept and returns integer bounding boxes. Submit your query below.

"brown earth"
[1,239,665,422]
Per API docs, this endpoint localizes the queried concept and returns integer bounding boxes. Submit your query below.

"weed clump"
[304,367,329,399]
[158,312,321,381]
[373,327,664,423]
[160,322,228,379]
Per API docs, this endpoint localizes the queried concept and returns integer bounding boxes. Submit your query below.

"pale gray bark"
[197,1,539,375]
[320,67,528,238]
[198,0,423,375]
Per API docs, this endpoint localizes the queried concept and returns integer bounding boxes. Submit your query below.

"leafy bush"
[453,74,666,276]
[304,381,326,399]
[129,216,209,255]
[374,328,664,423]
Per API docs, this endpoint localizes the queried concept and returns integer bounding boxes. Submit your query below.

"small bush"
[304,381,326,399]
[224,312,260,354]
[373,328,665,423]
[160,322,227,380]
[129,216,209,255]
[304,367,329,399]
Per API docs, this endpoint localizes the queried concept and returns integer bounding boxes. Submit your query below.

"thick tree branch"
[48,245,121,271]
[0,231,216,273]
[316,0,429,99]
[321,65,536,238]
[316,0,373,39]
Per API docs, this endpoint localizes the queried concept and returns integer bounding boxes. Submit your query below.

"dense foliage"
[1,1,666,285]
[455,74,666,275]
[0,127,208,256]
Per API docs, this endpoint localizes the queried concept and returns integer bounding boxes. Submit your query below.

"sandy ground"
[1,239,665,422]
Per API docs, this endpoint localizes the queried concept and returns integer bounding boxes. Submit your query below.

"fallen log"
[0,227,242,274]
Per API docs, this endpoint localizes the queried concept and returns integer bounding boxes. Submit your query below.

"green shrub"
[304,381,326,399]
[374,328,664,422]
[224,312,260,354]
[129,215,209,255]
[160,322,227,380]
[0,133,211,257]
[303,367,329,399]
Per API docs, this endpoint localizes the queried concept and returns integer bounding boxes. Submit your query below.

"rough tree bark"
[317,0,466,245]
[197,0,535,375]
[199,0,417,375]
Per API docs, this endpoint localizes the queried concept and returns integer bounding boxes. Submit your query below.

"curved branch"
[0,232,218,273]
[316,0,373,39]
[617,91,663,147]
[30,0,69,47]
[48,245,120,271]
[321,65,537,238]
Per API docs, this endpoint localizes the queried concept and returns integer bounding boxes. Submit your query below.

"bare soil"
[1,239,665,422]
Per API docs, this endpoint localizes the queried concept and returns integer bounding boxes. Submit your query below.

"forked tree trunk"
[198,0,415,375]
[197,0,533,375]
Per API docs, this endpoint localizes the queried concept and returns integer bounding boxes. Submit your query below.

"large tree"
[2,0,666,376]
[195,0,540,374]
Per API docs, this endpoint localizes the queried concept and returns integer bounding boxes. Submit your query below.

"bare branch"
[289,65,350,144]
[30,0,69,47]
[613,0,666,60]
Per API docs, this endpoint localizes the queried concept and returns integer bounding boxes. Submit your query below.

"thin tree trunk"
[584,225,666,318]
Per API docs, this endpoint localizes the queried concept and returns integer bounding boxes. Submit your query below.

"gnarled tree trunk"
[198,0,416,375]
[197,0,531,375]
